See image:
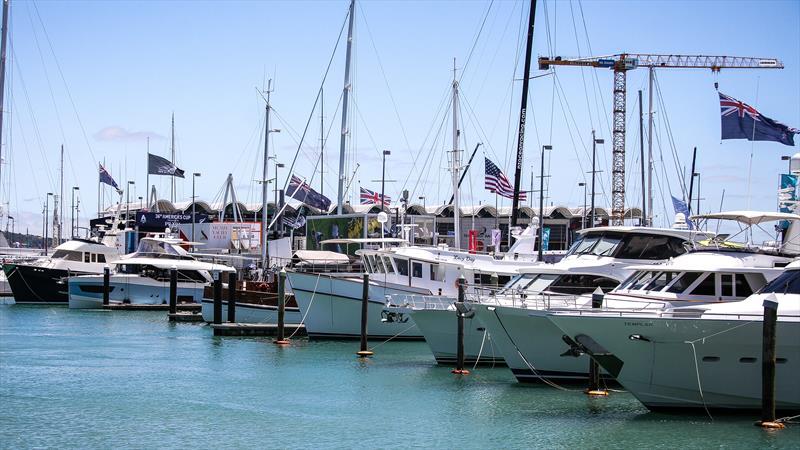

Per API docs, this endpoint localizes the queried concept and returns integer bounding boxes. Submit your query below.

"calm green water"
[1,305,797,449]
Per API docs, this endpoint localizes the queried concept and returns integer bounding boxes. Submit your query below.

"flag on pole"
[287,175,331,211]
[147,153,185,178]
[671,196,694,230]
[99,164,122,194]
[359,187,391,205]
[719,92,798,146]
[485,157,526,200]
[282,214,306,229]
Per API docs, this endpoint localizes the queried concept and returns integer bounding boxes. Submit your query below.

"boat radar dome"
[791,152,800,175]
[672,212,689,229]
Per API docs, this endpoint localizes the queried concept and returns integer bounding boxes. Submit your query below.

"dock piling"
[586,287,608,396]
[212,271,222,325]
[356,273,373,357]
[102,265,110,306]
[452,276,469,375]
[227,271,237,323]
[757,295,784,429]
[168,266,177,315]
[275,269,289,345]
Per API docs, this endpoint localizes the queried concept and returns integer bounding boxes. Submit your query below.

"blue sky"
[2,0,799,236]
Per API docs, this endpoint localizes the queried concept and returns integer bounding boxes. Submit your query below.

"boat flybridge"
[286,225,548,340]
[467,210,800,382]
[388,225,698,365]
[68,236,235,308]
[548,259,800,412]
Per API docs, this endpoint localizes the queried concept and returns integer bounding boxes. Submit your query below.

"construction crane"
[539,54,784,225]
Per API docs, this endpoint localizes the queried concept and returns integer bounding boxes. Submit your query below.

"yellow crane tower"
[539,54,784,225]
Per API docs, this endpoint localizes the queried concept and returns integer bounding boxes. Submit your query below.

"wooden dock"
[210,323,306,337]
[168,312,205,322]
[103,303,201,312]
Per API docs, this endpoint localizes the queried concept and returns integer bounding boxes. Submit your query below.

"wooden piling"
[356,273,373,357]
[757,296,784,429]
[212,272,223,325]
[168,266,178,315]
[274,269,289,345]
[586,287,608,396]
[452,276,469,375]
[102,266,110,306]
[227,271,237,323]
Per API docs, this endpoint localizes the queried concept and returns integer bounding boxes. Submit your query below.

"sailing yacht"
[548,259,800,411]
[68,236,235,308]
[395,225,696,365]
[470,211,799,382]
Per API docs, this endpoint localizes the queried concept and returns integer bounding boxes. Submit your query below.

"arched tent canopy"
[623,207,644,219]
[221,201,249,220]
[460,205,498,218]
[152,199,176,212]
[545,205,573,219]
[328,203,355,215]
[495,205,535,219]
[405,204,428,215]
[435,205,455,217]
[349,204,384,214]
[175,200,214,215]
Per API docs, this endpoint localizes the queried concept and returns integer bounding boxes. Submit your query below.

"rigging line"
[356,2,412,153]
[10,94,44,203]
[402,84,452,196]
[460,90,503,166]
[471,1,517,106]
[348,97,383,163]
[576,0,611,139]
[281,6,349,193]
[460,0,495,83]
[654,70,686,199]
[653,125,673,227]
[552,73,589,184]
[568,0,594,132]
[30,1,97,164]
[11,49,54,189]
[410,111,448,202]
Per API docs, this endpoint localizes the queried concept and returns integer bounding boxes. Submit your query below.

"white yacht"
[3,239,122,304]
[548,260,800,411]
[470,211,799,383]
[286,227,545,340]
[68,236,235,308]
[393,226,696,365]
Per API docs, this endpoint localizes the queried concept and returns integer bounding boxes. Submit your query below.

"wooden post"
[213,272,222,325]
[275,269,289,345]
[452,275,469,374]
[168,266,177,315]
[586,287,608,396]
[227,271,237,323]
[757,295,784,428]
[102,265,110,306]
[356,273,373,357]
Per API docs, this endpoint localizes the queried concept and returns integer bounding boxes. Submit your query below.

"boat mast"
[320,87,324,196]
[170,113,175,203]
[58,144,63,244]
[450,60,461,250]
[336,0,355,215]
[510,0,537,230]
[0,0,8,197]
[647,67,654,226]
[261,80,273,269]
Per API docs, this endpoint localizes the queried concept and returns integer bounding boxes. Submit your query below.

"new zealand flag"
[719,92,798,146]
[286,175,331,211]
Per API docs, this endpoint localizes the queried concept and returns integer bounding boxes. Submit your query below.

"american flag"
[485,157,525,200]
[360,187,391,205]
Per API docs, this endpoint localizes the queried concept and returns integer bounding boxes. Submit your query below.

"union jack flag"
[359,187,391,205]
[485,157,525,201]
[720,92,760,121]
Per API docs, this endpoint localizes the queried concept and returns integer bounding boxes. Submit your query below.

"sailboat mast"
[510,0,537,229]
[59,144,64,243]
[647,67,654,226]
[261,80,272,269]
[0,0,8,195]
[336,0,355,215]
[451,61,461,250]
[320,87,324,196]
[170,113,175,203]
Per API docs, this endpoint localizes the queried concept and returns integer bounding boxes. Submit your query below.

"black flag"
[147,153,185,178]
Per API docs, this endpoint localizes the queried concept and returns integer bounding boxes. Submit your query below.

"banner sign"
[136,212,209,229]
[542,227,551,251]
[779,174,798,230]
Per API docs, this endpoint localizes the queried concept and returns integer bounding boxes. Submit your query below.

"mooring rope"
[472,328,488,370]
[284,273,322,340]
[687,341,714,421]
[368,323,417,351]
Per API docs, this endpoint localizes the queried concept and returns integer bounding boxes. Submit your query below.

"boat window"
[177,270,208,283]
[689,273,716,296]
[735,274,753,297]
[84,253,91,263]
[430,263,442,281]
[395,258,409,277]
[618,271,645,290]
[91,254,97,263]
[759,269,800,295]
[616,235,688,260]
[590,233,623,256]
[525,274,559,294]
[376,257,389,274]
[97,254,106,263]
[630,271,658,290]
[666,272,703,293]
[643,271,677,291]
[546,274,619,295]
[564,234,600,257]
[412,262,423,278]
[51,250,83,261]
[382,257,395,274]
[362,255,374,273]
[721,274,734,297]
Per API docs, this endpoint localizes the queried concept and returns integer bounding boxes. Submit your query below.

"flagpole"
[146,137,150,209]
[97,164,101,218]
[745,78,760,210]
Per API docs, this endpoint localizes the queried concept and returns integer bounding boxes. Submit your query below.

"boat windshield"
[759,269,800,295]
[544,274,619,295]
[500,273,559,294]
[133,239,193,260]
[565,232,687,260]
[564,232,623,257]
[50,250,83,261]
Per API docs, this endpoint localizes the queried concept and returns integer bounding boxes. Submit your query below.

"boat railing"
[553,308,800,321]
[386,293,455,311]
[466,288,584,310]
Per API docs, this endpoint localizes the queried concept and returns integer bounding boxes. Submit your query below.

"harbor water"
[1,305,797,449]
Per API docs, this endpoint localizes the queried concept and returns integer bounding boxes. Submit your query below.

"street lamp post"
[590,131,604,228]
[538,145,552,260]
[693,172,701,216]
[381,150,391,211]
[274,162,285,229]
[192,172,201,247]
[781,155,791,173]
[45,193,53,253]
[419,196,426,210]
[578,182,587,230]
[126,181,135,227]
[71,187,79,238]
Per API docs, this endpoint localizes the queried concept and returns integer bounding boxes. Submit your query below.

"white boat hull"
[549,313,800,411]
[200,299,303,324]
[288,271,426,340]
[409,308,506,365]
[68,275,204,308]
